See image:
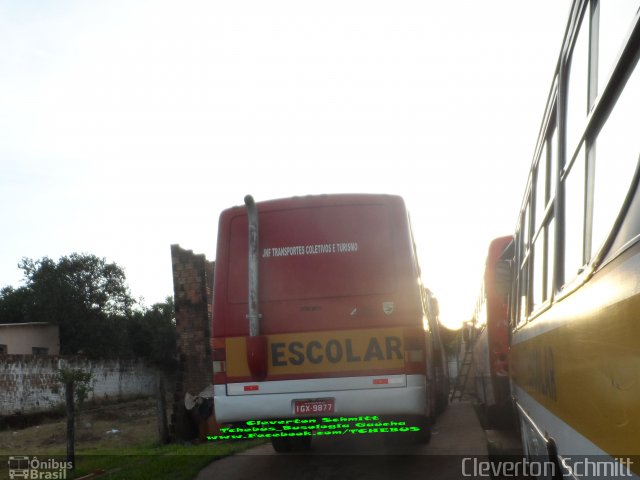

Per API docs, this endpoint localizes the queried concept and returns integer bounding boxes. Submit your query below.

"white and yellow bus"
[508,1,640,478]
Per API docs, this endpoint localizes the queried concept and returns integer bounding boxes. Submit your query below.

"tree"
[128,297,176,369]
[6,253,136,358]
[0,286,34,324]
[0,253,178,365]
[19,253,133,317]
[58,367,93,468]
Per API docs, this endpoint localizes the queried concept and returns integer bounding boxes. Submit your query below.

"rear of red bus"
[212,194,434,428]
[472,235,512,425]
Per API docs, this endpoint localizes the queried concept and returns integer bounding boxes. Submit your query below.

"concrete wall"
[0,355,158,416]
[0,323,60,355]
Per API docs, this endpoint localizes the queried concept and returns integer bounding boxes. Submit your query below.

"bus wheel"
[290,435,312,451]
[413,415,431,444]
[271,437,292,453]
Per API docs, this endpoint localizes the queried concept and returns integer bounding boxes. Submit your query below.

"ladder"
[449,340,474,402]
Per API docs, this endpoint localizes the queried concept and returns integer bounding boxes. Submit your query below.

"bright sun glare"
[0,0,574,329]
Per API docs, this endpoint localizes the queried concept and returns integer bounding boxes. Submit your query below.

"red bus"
[471,236,513,427]
[211,194,438,450]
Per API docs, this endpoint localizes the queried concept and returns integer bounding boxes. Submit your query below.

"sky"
[0,0,573,328]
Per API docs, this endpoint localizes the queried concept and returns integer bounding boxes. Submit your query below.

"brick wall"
[169,245,214,441]
[0,356,157,416]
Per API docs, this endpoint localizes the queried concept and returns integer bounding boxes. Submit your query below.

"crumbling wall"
[169,244,214,441]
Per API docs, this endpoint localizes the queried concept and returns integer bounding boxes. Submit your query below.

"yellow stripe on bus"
[510,293,640,458]
[226,328,406,377]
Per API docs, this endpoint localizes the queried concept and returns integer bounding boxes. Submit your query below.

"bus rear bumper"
[213,374,428,423]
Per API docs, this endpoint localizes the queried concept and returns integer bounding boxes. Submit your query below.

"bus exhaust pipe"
[244,195,268,380]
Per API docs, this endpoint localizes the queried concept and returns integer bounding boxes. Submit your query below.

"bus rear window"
[227,203,397,302]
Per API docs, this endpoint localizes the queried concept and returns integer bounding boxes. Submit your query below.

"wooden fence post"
[157,371,169,444]
[65,380,75,468]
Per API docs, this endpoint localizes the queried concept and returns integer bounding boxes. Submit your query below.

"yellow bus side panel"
[511,293,640,457]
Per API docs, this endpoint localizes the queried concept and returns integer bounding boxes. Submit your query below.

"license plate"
[293,398,335,415]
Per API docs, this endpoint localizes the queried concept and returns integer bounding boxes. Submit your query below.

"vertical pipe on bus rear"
[244,194,260,336]
[244,195,268,380]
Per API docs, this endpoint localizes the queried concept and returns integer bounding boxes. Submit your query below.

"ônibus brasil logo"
[8,456,73,480]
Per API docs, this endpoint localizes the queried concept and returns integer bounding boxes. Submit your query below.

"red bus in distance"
[471,235,513,427]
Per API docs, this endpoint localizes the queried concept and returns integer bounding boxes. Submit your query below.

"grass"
[0,397,264,480]
[66,439,264,480]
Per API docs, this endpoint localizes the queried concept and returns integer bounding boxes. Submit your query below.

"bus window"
[521,201,530,254]
[550,125,558,198]
[546,219,555,296]
[592,62,640,256]
[566,10,590,157]
[563,144,586,282]
[532,233,545,309]
[597,1,640,97]
[518,259,529,322]
[535,151,547,231]
[532,144,550,310]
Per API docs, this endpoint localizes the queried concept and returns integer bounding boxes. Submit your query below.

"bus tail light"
[404,328,426,374]
[246,334,268,381]
[212,338,227,384]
